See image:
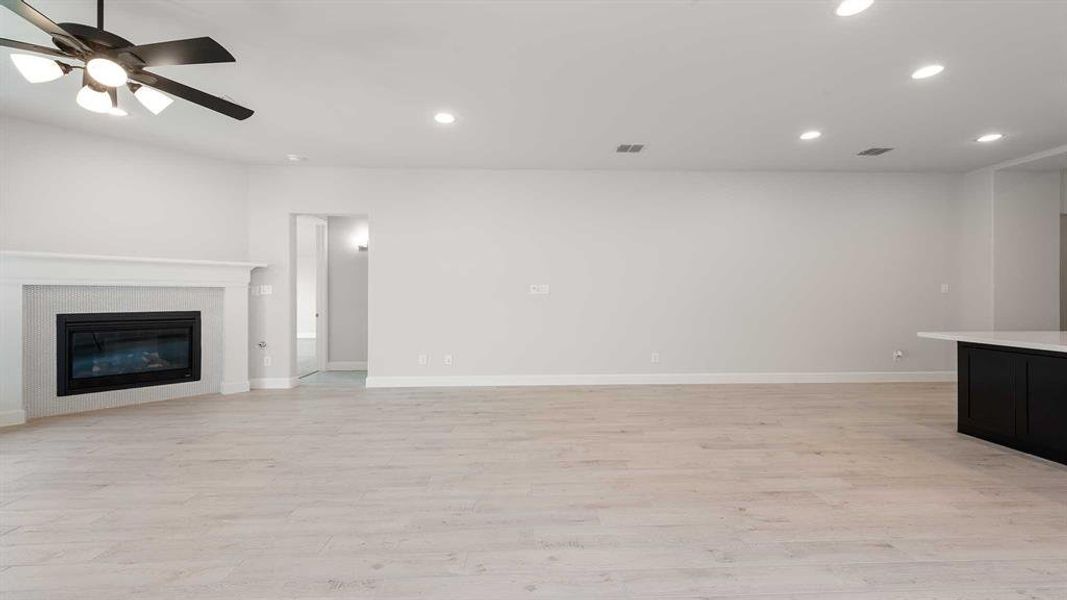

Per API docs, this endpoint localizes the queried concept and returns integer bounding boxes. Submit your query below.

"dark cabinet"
[1026,355,1067,458]
[959,343,1067,466]
[961,347,1018,437]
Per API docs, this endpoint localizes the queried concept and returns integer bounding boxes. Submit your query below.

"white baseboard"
[365,371,956,389]
[327,361,367,371]
[250,377,299,389]
[220,381,251,395]
[0,409,27,427]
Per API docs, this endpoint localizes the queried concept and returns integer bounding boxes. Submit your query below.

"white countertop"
[917,331,1067,354]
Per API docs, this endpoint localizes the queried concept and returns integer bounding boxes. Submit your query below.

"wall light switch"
[529,284,550,295]
[418,354,428,366]
[260,285,273,296]
[443,354,454,366]
[940,283,950,294]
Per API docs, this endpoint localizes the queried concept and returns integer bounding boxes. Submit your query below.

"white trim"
[220,381,251,395]
[327,361,367,371]
[296,333,317,339]
[0,250,266,269]
[365,371,957,388]
[251,377,299,389]
[0,409,27,428]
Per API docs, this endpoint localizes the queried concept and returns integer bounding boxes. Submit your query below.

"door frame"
[314,218,329,373]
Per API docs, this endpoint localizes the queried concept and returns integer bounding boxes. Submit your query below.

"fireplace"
[56,311,201,396]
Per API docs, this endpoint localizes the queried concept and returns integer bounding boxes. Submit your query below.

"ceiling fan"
[1,0,253,120]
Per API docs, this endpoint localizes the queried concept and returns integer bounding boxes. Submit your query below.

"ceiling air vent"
[616,144,646,153]
[857,147,894,157]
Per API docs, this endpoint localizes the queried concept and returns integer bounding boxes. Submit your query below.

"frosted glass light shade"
[134,85,173,115]
[76,85,113,113]
[86,57,127,87]
[10,54,64,83]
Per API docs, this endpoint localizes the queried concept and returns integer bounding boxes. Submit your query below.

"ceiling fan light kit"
[9,52,66,82]
[1,0,253,120]
[129,83,174,115]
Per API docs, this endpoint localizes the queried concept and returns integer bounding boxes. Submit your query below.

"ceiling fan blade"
[130,70,253,121]
[0,0,91,55]
[112,37,235,67]
[0,36,69,58]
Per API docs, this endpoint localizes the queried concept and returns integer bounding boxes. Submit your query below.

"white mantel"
[0,251,266,426]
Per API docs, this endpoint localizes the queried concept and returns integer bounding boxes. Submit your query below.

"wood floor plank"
[1,382,1066,598]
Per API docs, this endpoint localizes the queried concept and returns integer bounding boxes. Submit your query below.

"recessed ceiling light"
[799,130,823,141]
[286,154,307,162]
[835,0,874,17]
[976,133,1004,143]
[911,64,945,80]
[434,112,456,125]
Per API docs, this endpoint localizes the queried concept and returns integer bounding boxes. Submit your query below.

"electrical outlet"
[528,284,550,295]
[260,285,273,295]
[940,283,950,294]
[418,354,428,366]
[650,352,661,364]
[263,355,272,367]
[443,354,454,366]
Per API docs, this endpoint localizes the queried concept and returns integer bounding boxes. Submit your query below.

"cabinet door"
[1026,354,1067,456]
[962,347,1018,437]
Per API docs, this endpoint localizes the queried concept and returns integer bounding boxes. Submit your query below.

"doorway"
[292,214,369,386]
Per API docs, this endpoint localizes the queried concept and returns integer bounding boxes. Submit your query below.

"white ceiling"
[2,0,1065,171]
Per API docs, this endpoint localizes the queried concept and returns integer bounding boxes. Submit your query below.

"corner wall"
[992,170,1061,330]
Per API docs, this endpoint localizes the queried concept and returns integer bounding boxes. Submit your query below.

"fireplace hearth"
[56,311,201,396]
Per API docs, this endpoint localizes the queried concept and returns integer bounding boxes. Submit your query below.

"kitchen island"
[918,331,1067,466]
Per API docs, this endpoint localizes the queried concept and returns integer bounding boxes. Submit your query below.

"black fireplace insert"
[56,311,201,396]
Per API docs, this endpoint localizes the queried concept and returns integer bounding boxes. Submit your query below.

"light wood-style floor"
[2,382,1067,599]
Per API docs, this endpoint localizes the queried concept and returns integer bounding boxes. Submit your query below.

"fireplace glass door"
[57,312,201,396]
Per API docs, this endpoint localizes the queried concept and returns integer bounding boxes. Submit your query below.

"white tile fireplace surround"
[0,252,265,426]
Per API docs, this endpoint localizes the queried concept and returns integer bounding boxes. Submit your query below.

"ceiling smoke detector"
[616,144,645,154]
[857,147,894,157]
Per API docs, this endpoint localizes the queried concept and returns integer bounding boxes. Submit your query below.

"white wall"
[1061,169,1066,214]
[327,216,369,366]
[0,117,248,261]
[247,168,962,383]
[1061,169,1066,329]
[992,170,1061,330]
[294,215,319,338]
[950,169,995,331]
